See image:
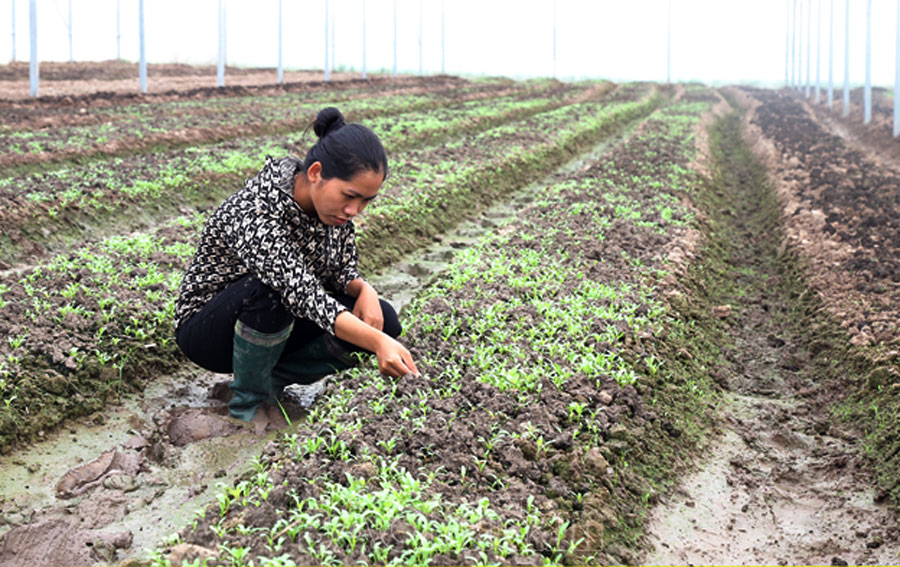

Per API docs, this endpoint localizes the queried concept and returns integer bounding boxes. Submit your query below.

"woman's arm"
[345,277,384,331]
[333,310,418,377]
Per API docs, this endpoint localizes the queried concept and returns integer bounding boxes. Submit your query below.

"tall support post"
[786,0,791,86]
[392,0,397,78]
[324,0,330,81]
[330,0,335,73]
[441,0,445,74]
[11,0,16,62]
[362,0,367,79]
[667,0,672,84]
[865,0,872,124]
[418,0,423,76]
[117,0,121,60]
[843,0,849,115]
[552,0,557,78]
[798,0,804,91]
[217,0,226,87]
[828,0,834,107]
[792,0,797,87]
[277,0,283,84]
[28,0,37,97]
[68,0,72,63]
[139,0,146,93]
[895,0,900,135]
[815,0,821,102]
[806,0,812,98]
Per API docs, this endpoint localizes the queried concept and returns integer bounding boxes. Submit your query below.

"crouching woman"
[174,107,417,422]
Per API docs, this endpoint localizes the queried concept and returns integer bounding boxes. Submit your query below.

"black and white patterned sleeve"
[334,222,362,292]
[226,207,348,334]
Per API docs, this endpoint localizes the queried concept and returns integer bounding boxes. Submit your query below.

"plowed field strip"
[0,82,606,267]
[155,88,722,566]
[0,87,656,455]
[0,80,568,172]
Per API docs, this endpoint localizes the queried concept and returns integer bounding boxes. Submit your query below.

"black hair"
[302,107,389,181]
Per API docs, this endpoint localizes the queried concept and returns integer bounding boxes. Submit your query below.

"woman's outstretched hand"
[374,335,419,377]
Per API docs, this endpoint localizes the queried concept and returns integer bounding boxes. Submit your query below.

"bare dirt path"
[644,108,900,565]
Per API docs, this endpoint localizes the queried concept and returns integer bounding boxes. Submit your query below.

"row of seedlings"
[0,87,658,453]
[0,78,522,168]
[155,89,726,566]
[0,82,603,266]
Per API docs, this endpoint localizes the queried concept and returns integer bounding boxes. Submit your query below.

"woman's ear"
[306,161,323,184]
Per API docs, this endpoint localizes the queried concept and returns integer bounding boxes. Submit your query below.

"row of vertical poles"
[786,0,897,132]
[21,0,456,97]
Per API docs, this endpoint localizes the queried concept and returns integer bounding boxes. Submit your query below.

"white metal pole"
[806,0,811,97]
[815,0,821,102]
[393,0,397,78]
[29,0,37,97]
[139,0,146,93]
[11,0,16,63]
[277,0,283,84]
[217,0,225,87]
[552,0,557,79]
[667,0,672,84]
[362,0,366,78]
[68,0,72,63]
[441,0,445,74]
[792,0,797,87]
[798,0,804,91]
[865,0,871,124]
[418,0,423,76]
[324,0,330,81]
[116,0,121,60]
[843,0,850,115]
[330,0,335,73]
[828,0,834,107]
[786,0,791,86]
[895,0,900,135]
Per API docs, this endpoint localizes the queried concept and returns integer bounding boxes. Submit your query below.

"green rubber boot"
[271,334,358,396]
[229,320,293,422]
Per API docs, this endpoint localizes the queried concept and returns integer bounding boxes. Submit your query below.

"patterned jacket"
[174,155,361,334]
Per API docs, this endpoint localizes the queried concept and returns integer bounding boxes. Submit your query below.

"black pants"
[175,275,401,373]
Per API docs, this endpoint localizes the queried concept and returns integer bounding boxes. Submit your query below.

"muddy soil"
[738,87,900,350]
[0,118,648,566]
[645,109,900,565]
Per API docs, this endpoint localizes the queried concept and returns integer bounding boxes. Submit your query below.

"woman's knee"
[236,276,293,332]
[380,299,402,338]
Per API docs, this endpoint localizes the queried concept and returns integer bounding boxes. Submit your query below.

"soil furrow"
[645,103,900,565]
[0,94,668,567]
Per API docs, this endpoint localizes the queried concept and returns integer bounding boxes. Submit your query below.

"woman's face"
[304,162,383,226]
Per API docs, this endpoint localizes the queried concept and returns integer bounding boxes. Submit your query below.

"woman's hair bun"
[313,107,346,139]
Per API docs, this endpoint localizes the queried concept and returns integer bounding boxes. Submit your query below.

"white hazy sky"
[2,0,899,86]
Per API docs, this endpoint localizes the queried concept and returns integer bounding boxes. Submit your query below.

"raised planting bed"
[151,93,726,566]
[735,87,900,508]
[0,84,655,454]
[0,78,556,171]
[0,82,604,267]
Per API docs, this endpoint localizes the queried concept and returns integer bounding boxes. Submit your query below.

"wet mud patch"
[0,367,290,565]
[645,105,900,564]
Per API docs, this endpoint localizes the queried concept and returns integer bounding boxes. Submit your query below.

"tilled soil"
[645,109,900,564]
